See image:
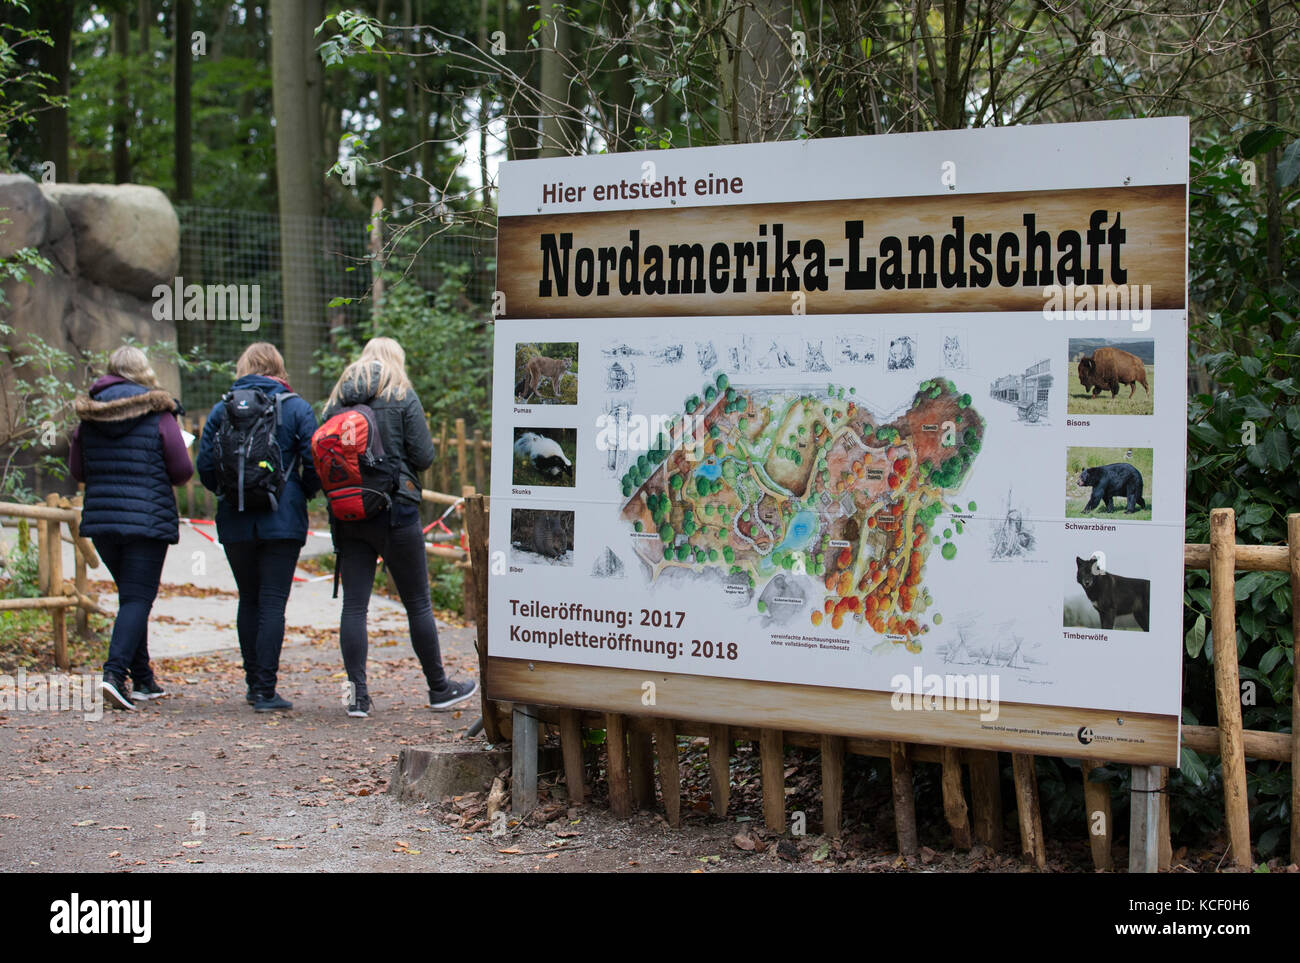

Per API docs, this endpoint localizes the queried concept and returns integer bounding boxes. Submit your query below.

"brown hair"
[236,342,288,380]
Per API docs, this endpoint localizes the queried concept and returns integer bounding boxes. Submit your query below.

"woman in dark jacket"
[321,337,476,718]
[69,346,194,710]
[197,343,320,712]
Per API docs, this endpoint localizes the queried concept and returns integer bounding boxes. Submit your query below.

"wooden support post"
[627,730,655,810]
[941,746,972,850]
[1080,759,1113,871]
[472,428,486,492]
[708,724,730,817]
[890,742,919,856]
[511,704,538,814]
[460,485,477,621]
[462,495,499,743]
[558,708,585,805]
[1011,752,1046,868]
[604,713,632,818]
[1128,765,1161,873]
[821,734,844,838]
[969,750,1002,851]
[1289,514,1300,866]
[760,728,785,832]
[45,494,67,670]
[654,718,681,828]
[72,494,89,637]
[1210,507,1252,869]
[455,418,468,490]
[36,507,51,597]
[1158,766,1171,871]
[438,423,450,495]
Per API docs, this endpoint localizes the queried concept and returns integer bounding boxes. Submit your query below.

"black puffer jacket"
[322,368,436,505]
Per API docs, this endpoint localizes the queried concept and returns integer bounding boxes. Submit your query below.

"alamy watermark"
[890,667,1000,722]
[151,276,260,331]
[0,670,102,721]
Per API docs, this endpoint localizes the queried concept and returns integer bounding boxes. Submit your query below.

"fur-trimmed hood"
[75,389,179,422]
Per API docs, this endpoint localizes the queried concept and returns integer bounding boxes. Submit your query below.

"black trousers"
[333,510,447,694]
[223,539,302,695]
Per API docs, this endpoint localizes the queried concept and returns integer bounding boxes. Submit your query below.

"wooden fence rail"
[474,502,1298,872]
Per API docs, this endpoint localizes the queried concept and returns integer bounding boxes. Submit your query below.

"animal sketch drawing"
[887,336,915,370]
[942,334,967,368]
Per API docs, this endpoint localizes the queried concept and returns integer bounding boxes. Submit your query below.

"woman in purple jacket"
[70,346,193,710]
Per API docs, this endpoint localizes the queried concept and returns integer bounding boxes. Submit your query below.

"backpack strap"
[273,392,299,477]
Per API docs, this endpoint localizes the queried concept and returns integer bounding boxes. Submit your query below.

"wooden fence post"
[941,746,972,850]
[1080,759,1113,871]
[472,428,486,493]
[1011,752,1046,868]
[890,741,919,856]
[604,713,633,818]
[821,734,844,838]
[558,708,585,805]
[628,730,655,810]
[1128,765,1161,873]
[45,493,67,670]
[463,494,499,743]
[439,422,450,495]
[511,704,538,814]
[1289,514,1300,866]
[708,724,730,816]
[760,728,785,832]
[1210,507,1252,869]
[654,718,682,827]
[455,418,468,491]
[70,495,89,637]
[968,750,1003,851]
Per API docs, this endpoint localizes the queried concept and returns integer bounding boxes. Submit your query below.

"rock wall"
[0,174,182,450]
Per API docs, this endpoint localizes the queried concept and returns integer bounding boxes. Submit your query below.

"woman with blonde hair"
[321,336,476,717]
[70,345,193,709]
[197,342,319,712]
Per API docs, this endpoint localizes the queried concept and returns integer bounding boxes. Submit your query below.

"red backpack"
[310,405,402,522]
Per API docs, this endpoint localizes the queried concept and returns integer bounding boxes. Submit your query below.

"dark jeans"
[223,539,302,695]
[334,509,446,694]
[94,536,169,685]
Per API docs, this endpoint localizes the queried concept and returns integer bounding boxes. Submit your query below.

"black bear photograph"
[512,427,577,487]
[1064,555,1151,632]
[1065,447,1153,520]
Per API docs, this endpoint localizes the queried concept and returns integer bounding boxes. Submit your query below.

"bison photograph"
[1067,339,1154,415]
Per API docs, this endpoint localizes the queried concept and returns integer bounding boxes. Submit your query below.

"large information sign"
[489,118,1188,765]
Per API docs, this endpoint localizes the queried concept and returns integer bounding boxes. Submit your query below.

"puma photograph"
[1065,446,1153,520]
[1064,553,1151,632]
[512,427,577,487]
[514,342,578,405]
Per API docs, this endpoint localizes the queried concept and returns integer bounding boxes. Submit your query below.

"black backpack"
[212,387,298,512]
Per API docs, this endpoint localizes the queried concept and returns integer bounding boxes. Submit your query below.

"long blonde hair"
[106,345,161,390]
[327,336,414,408]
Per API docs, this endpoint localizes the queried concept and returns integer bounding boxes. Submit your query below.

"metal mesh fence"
[174,205,494,410]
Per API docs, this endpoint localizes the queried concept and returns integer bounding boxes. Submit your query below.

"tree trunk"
[376,0,395,210]
[718,0,792,143]
[271,0,325,397]
[35,1,72,182]
[1257,0,1282,305]
[604,0,637,151]
[112,10,132,183]
[478,0,490,203]
[174,0,193,201]
[139,0,151,53]
[538,0,568,157]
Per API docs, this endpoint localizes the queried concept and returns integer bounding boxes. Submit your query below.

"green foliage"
[315,267,491,430]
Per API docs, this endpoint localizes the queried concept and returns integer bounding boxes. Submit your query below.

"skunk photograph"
[512,429,576,486]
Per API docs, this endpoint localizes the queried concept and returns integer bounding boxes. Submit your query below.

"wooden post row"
[1210,508,1252,870]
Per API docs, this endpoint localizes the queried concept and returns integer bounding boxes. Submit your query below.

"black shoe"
[253,692,292,712]
[131,679,167,702]
[428,678,478,710]
[100,674,135,711]
[245,687,256,706]
[346,692,372,718]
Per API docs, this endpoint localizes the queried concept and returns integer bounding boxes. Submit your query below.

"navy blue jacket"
[71,376,193,543]
[196,375,321,545]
